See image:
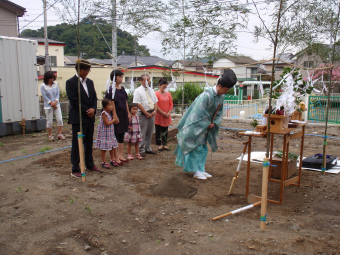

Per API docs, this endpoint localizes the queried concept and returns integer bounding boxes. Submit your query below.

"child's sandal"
[101,162,110,169]
[136,153,144,160]
[110,160,119,167]
[127,154,134,160]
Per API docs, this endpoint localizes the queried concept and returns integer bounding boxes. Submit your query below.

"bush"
[170,82,204,104]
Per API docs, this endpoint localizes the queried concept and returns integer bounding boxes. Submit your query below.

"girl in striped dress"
[125,103,143,160]
[95,99,119,169]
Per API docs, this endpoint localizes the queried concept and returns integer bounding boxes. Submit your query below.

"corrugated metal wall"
[0,36,40,123]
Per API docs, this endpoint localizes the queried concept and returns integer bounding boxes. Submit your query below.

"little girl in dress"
[95,99,119,168]
[124,103,143,160]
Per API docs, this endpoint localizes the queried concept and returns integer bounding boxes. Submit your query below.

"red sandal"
[101,162,110,169]
[110,160,119,167]
[136,153,144,160]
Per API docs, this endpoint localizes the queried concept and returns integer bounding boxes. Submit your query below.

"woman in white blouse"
[40,71,65,141]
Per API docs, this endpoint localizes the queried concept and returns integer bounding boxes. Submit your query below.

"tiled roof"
[222,56,258,64]
[64,55,173,67]
[173,60,207,67]
[117,55,173,67]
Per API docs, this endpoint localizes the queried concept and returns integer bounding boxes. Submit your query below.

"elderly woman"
[155,78,173,151]
[40,71,65,141]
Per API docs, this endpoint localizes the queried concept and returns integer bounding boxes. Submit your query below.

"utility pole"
[111,0,117,67]
[134,36,138,66]
[43,0,50,71]
[181,0,185,115]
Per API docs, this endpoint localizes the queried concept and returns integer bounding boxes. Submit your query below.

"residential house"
[295,44,340,92]
[262,53,295,80]
[213,56,259,82]
[23,37,66,75]
[295,44,340,71]
[213,56,262,99]
[0,0,25,37]
[295,44,329,70]
[57,55,219,97]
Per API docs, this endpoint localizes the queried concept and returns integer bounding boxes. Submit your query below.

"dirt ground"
[0,116,340,255]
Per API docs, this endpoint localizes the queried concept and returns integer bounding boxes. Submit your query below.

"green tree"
[253,0,340,59]
[161,0,250,59]
[47,0,165,60]
[170,82,204,105]
[20,18,150,58]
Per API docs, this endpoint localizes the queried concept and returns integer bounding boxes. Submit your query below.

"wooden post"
[260,157,269,230]
[19,118,26,135]
[77,132,86,183]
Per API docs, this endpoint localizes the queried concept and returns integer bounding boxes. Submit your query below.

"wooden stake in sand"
[77,132,86,183]
[228,141,248,195]
[212,201,261,221]
[260,158,269,230]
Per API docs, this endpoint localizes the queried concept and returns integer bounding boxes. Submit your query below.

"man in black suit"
[66,59,101,178]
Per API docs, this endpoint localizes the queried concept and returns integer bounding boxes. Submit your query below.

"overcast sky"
[14,0,278,61]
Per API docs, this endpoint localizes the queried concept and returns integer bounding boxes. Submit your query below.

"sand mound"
[152,176,197,199]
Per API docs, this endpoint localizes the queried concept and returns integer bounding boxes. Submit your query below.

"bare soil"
[0,117,340,255]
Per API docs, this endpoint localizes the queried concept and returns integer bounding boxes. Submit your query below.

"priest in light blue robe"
[175,69,237,180]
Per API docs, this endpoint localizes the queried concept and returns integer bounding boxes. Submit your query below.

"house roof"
[221,56,258,65]
[87,58,112,65]
[64,56,79,65]
[127,65,219,78]
[117,55,173,67]
[64,55,173,67]
[0,0,26,16]
[173,60,207,67]
[22,37,66,46]
[262,53,295,65]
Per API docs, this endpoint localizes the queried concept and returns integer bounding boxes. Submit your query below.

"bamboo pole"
[321,0,340,174]
[78,132,86,183]
[266,0,284,158]
[260,158,270,230]
[228,141,248,195]
[76,0,85,182]
[212,202,261,221]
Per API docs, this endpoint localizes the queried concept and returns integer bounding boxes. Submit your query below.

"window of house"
[303,61,314,68]
[250,68,257,78]
[125,77,140,82]
[50,56,57,67]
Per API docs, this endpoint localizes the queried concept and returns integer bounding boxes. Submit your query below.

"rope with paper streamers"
[86,57,334,78]
[165,69,178,92]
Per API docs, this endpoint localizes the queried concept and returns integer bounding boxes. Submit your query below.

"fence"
[173,99,272,119]
[223,99,273,119]
[308,96,340,123]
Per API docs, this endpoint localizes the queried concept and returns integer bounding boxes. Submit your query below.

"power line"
[19,0,60,32]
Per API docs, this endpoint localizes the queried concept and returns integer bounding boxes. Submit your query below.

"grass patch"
[85,205,92,214]
[39,146,51,153]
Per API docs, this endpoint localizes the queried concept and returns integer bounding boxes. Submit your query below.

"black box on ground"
[302,154,337,170]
